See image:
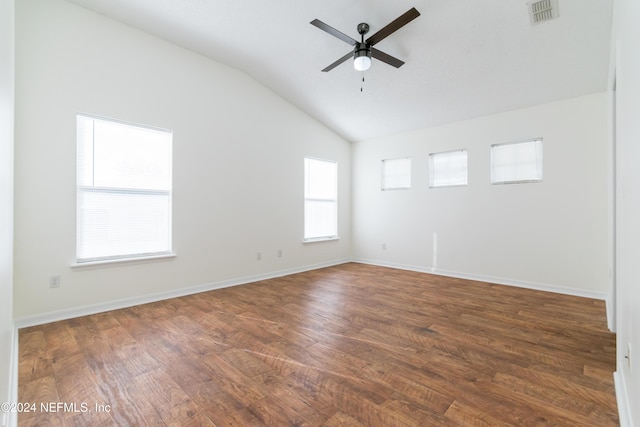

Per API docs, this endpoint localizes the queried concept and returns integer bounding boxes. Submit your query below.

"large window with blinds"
[304,157,338,242]
[76,114,173,263]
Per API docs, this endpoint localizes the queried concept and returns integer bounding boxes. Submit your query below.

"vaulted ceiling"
[67,0,613,142]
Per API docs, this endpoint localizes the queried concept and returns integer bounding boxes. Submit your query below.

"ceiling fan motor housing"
[354,44,371,59]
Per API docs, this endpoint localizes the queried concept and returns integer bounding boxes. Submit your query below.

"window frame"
[428,149,468,188]
[75,113,174,265]
[490,138,543,185]
[303,157,338,243]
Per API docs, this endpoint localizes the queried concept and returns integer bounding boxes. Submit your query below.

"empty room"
[1,0,639,426]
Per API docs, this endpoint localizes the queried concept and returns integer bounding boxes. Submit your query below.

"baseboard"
[351,258,608,301]
[614,371,632,427]
[605,293,616,332]
[14,258,351,328]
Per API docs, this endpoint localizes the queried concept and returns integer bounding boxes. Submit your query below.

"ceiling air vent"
[527,0,559,25]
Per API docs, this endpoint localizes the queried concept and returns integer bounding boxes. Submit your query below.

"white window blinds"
[76,114,173,262]
[429,149,468,188]
[304,157,337,241]
[491,139,543,184]
[382,157,411,190]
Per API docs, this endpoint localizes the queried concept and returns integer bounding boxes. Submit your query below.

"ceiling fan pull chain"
[361,72,365,92]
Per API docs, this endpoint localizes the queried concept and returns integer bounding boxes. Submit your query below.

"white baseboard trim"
[614,371,632,427]
[605,294,616,333]
[351,258,608,301]
[14,258,351,328]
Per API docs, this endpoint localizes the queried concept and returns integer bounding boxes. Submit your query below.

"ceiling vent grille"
[528,0,559,25]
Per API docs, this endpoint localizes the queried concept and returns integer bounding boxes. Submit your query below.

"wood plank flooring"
[18,263,618,426]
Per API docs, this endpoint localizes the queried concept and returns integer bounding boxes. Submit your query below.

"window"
[381,157,411,190]
[491,139,543,184]
[429,149,468,188]
[304,157,337,242]
[76,114,173,263]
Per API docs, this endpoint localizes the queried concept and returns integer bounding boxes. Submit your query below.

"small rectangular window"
[429,149,468,188]
[491,139,543,184]
[76,114,173,263]
[304,157,338,242]
[382,157,411,190]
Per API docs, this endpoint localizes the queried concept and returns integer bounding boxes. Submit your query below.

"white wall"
[611,0,640,424]
[14,0,351,320]
[0,0,15,422]
[353,93,609,298]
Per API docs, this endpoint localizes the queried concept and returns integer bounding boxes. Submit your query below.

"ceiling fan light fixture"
[354,49,371,71]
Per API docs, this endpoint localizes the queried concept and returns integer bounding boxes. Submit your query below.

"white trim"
[5,325,18,427]
[606,293,616,333]
[77,112,172,134]
[614,371,632,427]
[15,259,351,328]
[71,252,177,269]
[302,236,340,244]
[351,258,608,300]
[605,40,618,335]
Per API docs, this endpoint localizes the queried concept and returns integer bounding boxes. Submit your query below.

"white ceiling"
[67,0,613,142]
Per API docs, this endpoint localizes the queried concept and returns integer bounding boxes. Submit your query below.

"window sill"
[491,179,543,185]
[429,184,468,189]
[303,236,340,244]
[71,252,177,269]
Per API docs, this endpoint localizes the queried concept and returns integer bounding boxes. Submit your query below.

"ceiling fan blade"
[321,51,354,72]
[310,19,358,46]
[371,48,405,68]
[365,7,420,46]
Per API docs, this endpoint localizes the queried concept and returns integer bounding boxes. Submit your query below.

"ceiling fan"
[310,7,421,72]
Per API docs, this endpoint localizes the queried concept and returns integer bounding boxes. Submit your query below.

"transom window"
[429,149,468,188]
[491,139,543,184]
[382,157,411,190]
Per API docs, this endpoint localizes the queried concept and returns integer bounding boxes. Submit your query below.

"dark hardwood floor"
[18,263,618,426]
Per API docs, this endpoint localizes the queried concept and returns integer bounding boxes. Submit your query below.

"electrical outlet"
[382,243,387,250]
[278,249,283,258]
[256,252,262,261]
[49,275,61,288]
